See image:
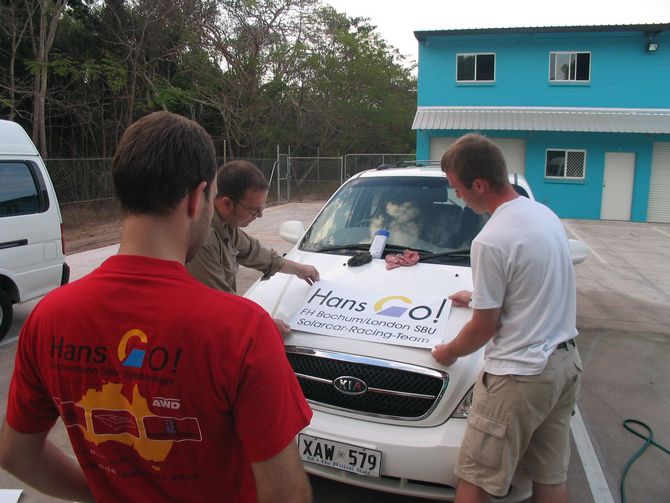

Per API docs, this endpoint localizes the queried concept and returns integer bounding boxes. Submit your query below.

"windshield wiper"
[419,249,471,262]
[310,243,431,255]
[311,244,371,253]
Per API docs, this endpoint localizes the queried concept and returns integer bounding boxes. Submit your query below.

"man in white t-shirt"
[432,133,582,503]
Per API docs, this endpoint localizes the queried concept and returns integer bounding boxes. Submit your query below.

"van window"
[0,162,43,216]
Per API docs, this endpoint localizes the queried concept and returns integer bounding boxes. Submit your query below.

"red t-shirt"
[6,255,312,503]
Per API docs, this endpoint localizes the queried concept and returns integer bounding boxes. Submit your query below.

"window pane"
[569,53,576,80]
[576,53,590,81]
[546,151,566,177]
[457,55,475,81]
[0,163,40,216]
[556,53,571,80]
[477,54,495,80]
[566,152,585,177]
[550,54,557,80]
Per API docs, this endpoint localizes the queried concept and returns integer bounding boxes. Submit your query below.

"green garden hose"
[620,419,670,503]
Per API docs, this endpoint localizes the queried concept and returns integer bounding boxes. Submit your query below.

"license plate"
[298,433,382,477]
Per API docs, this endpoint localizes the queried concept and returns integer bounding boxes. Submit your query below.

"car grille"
[286,346,448,420]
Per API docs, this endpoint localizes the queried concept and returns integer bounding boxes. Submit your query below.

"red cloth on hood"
[385,250,420,270]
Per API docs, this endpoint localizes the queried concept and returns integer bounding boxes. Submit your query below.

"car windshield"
[300,175,488,262]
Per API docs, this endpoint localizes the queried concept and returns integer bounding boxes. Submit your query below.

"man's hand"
[281,259,320,286]
[273,318,291,338]
[432,343,458,366]
[449,290,472,308]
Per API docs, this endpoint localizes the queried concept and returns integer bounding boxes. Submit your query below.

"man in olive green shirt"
[187,160,319,336]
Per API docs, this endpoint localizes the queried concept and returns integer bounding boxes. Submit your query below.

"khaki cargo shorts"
[454,343,582,497]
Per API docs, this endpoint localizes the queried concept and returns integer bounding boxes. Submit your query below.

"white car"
[245,163,586,501]
[0,120,69,340]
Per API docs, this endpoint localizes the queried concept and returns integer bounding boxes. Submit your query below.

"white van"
[0,119,69,340]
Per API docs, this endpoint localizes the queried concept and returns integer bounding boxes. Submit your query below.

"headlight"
[450,387,473,419]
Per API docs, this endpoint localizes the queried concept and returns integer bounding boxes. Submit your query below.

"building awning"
[412,107,670,134]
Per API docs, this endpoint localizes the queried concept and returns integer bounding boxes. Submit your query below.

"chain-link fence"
[46,158,119,237]
[45,153,415,252]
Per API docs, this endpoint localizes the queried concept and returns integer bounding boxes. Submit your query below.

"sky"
[322,0,670,64]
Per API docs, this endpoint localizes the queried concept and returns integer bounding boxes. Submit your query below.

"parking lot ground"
[1,208,669,502]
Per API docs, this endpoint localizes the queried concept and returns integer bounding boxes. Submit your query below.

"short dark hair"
[216,160,269,200]
[441,133,509,191]
[112,111,216,215]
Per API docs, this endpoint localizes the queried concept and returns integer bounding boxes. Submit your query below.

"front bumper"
[300,408,531,502]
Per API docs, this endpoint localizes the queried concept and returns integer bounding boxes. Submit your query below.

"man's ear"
[187,181,209,218]
[472,178,489,194]
[218,196,234,214]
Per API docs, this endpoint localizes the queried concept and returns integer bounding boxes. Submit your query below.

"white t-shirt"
[471,196,577,375]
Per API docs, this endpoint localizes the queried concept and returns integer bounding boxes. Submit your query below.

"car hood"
[245,248,483,426]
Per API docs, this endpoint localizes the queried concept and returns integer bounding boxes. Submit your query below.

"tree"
[198,0,320,157]
[281,6,416,155]
[0,0,417,159]
[25,0,68,156]
[0,1,33,121]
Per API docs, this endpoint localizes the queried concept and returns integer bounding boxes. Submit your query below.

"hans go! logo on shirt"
[306,288,448,323]
[49,329,182,373]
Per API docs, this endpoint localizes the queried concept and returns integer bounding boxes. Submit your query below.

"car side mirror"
[279,220,306,244]
[568,239,588,265]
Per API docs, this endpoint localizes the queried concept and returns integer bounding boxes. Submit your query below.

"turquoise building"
[413,24,670,222]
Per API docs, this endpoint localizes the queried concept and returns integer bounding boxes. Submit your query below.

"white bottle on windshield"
[369,229,390,259]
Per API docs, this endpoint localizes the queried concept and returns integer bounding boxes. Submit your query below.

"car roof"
[0,120,39,156]
[351,165,535,199]
[354,166,445,179]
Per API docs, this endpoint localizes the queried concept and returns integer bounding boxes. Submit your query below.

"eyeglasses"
[232,198,264,218]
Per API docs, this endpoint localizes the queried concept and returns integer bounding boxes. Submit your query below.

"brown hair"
[441,133,508,191]
[216,160,269,200]
[112,111,216,215]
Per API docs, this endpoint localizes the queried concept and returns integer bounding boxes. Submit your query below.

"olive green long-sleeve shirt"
[186,210,284,293]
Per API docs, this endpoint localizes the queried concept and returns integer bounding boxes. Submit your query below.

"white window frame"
[549,51,591,82]
[545,149,587,180]
[456,53,496,83]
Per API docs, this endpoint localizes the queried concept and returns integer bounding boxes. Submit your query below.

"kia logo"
[333,376,368,395]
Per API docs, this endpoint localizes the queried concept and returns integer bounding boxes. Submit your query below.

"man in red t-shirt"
[0,112,313,503]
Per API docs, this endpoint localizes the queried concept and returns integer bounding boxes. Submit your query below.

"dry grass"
[61,203,122,255]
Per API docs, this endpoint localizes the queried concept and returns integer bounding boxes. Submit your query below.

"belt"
[556,338,576,351]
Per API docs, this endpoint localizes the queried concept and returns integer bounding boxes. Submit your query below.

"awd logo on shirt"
[117,329,182,373]
[152,397,181,410]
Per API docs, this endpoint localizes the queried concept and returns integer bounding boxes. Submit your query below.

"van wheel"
[0,290,12,342]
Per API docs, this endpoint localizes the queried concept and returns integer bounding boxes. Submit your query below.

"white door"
[600,153,635,221]
[648,142,670,223]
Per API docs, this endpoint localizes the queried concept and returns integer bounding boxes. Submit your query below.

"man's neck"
[485,185,521,214]
[117,214,188,263]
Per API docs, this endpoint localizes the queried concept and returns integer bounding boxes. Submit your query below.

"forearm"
[280,259,319,284]
[0,423,93,502]
[279,259,301,275]
[257,479,312,503]
[253,443,312,503]
[432,307,500,365]
[448,319,495,358]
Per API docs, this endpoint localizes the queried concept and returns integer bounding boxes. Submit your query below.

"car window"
[301,176,487,255]
[0,162,41,217]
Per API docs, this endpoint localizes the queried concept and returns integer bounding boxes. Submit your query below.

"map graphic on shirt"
[56,382,202,464]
